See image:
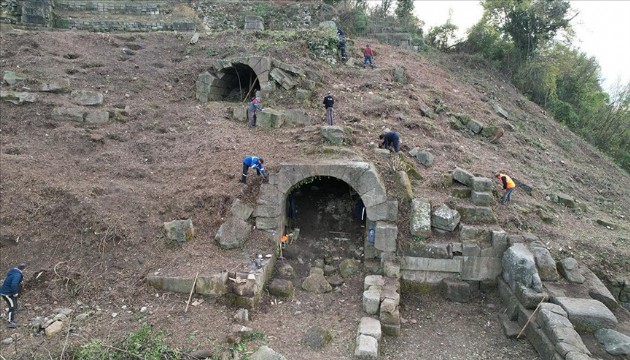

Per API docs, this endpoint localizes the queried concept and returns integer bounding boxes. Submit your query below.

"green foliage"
[394,0,414,25]
[426,17,458,50]
[337,7,369,36]
[306,28,340,57]
[482,0,573,57]
[549,99,579,126]
[253,3,272,17]
[463,21,513,62]
[77,340,109,360]
[74,325,180,360]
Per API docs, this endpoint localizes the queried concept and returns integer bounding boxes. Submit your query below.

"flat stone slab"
[594,328,630,356]
[498,313,521,338]
[355,334,378,359]
[554,297,618,332]
[358,317,382,341]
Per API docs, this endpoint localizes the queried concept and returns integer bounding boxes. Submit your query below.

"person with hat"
[362,44,374,68]
[323,91,335,125]
[241,155,267,184]
[247,97,264,128]
[495,173,516,204]
[0,263,26,328]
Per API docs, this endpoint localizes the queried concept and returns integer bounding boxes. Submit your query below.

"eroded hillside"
[0,26,628,359]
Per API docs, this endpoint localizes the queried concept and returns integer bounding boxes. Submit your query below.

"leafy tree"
[395,0,414,26]
[372,0,395,18]
[426,11,458,50]
[482,0,574,57]
[463,20,513,62]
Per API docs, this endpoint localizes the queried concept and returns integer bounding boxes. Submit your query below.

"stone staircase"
[356,274,401,359]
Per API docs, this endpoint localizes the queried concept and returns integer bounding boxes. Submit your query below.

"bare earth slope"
[0,28,628,359]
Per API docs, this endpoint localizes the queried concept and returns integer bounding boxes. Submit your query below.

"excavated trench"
[282,176,366,278]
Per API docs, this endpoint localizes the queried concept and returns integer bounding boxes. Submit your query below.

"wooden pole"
[516,295,547,339]
[185,272,199,313]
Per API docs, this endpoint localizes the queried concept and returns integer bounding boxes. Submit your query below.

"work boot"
[7,321,17,328]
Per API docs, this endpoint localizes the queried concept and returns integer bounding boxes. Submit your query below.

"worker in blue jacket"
[241,155,267,183]
[0,263,26,328]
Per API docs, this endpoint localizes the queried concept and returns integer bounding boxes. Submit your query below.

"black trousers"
[1,294,17,322]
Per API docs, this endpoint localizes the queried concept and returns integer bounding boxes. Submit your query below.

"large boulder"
[230,199,254,221]
[257,109,284,128]
[502,243,543,293]
[302,326,332,349]
[431,204,460,232]
[269,68,297,90]
[321,126,344,145]
[557,258,585,284]
[452,167,474,186]
[554,297,618,333]
[339,258,360,278]
[215,217,251,249]
[250,345,287,360]
[529,245,560,281]
[594,329,630,356]
[163,219,195,244]
[70,90,103,106]
[268,279,294,298]
[302,273,332,293]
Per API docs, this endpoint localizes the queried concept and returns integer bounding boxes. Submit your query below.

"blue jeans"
[501,188,514,204]
[363,55,373,67]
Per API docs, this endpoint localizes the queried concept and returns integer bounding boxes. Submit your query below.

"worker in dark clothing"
[0,263,26,328]
[379,131,400,153]
[495,173,516,204]
[247,97,264,128]
[337,28,347,63]
[241,155,267,183]
[323,92,335,125]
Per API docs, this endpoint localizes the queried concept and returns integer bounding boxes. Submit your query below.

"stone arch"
[204,57,272,102]
[254,161,398,256]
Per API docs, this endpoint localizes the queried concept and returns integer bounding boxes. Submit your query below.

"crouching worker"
[495,173,516,204]
[379,131,400,153]
[241,155,267,184]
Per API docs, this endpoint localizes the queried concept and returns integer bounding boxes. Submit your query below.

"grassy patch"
[74,325,181,359]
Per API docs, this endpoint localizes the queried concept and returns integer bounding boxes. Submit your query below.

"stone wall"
[55,0,168,15]
[56,18,194,32]
[400,229,506,287]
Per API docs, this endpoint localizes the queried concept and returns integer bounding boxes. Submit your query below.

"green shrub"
[74,325,180,360]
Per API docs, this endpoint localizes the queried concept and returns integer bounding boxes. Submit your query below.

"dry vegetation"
[0,26,628,359]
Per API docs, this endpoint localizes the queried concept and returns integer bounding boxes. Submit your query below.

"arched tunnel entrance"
[284,176,366,276]
[217,63,260,101]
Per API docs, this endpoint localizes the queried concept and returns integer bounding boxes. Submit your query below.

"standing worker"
[323,92,335,125]
[379,131,400,153]
[247,97,264,128]
[241,155,267,184]
[362,44,374,68]
[337,28,347,63]
[0,263,26,328]
[495,173,516,204]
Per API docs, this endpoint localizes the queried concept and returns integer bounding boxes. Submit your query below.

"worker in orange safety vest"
[495,173,516,204]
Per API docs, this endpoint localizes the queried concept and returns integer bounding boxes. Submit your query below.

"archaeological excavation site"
[1,0,629,359]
